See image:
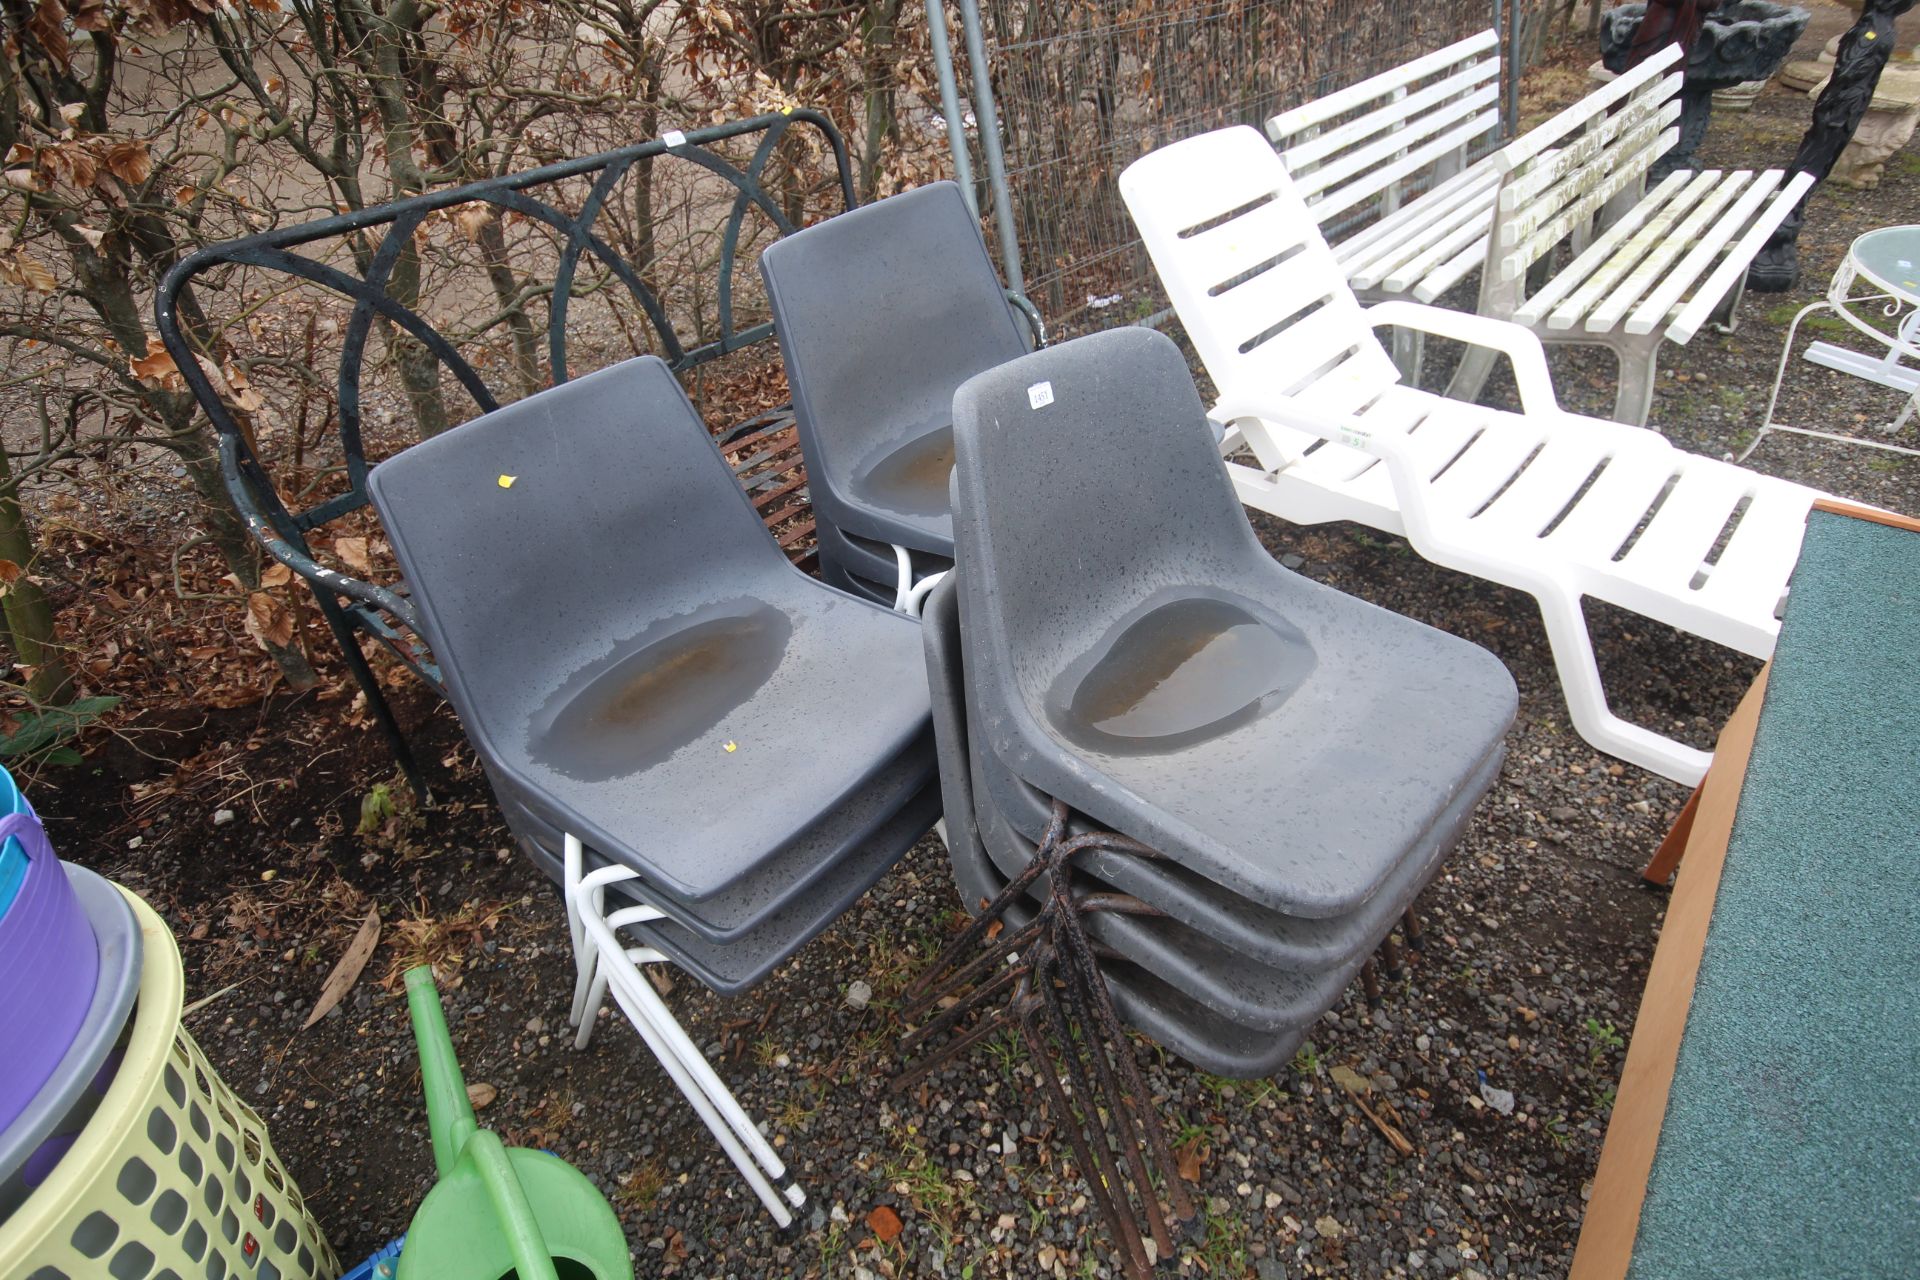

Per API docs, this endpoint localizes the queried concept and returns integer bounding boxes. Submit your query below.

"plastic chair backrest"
[1119,126,1401,420]
[760,181,1027,544]
[950,326,1268,714]
[365,355,794,783]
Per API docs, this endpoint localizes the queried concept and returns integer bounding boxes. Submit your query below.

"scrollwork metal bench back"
[155,112,857,796]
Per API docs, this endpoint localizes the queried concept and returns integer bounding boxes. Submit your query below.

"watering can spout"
[404,965,479,1178]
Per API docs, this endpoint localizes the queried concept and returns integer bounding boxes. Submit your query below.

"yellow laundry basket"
[0,885,339,1280]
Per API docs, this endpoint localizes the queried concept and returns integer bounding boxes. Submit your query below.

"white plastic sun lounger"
[1120,125,1829,785]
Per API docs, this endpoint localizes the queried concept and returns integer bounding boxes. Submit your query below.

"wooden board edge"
[1812,498,1920,535]
[1567,665,1771,1280]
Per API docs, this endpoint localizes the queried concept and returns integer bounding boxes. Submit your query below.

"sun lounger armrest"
[1211,385,1455,556]
[1363,299,1560,415]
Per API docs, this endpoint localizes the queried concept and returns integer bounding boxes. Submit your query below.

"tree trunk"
[65,236,320,690]
[0,444,74,707]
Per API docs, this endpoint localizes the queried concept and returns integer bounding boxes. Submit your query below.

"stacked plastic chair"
[0,767,335,1278]
[926,327,1518,1076]
[367,355,939,1229]
[760,179,1033,610]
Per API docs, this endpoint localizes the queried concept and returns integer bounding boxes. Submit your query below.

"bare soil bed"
[41,14,1920,1278]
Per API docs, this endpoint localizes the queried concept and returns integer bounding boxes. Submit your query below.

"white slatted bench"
[1267,30,1504,378]
[1452,42,1817,425]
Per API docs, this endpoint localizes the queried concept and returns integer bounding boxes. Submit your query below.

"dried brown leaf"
[333,536,371,574]
[104,140,151,185]
[466,1081,498,1109]
[1174,1135,1208,1183]
[223,362,264,412]
[30,0,70,70]
[453,204,496,244]
[243,590,294,650]
[129,337,179,386]
[303,904,381,1029]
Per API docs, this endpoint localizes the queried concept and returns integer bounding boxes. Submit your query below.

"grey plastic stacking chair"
[951,326,1516,920]
[368,356,930,905]
[922,574,1315,1078]
[367,354,938,1229]
[761,181,1031,603]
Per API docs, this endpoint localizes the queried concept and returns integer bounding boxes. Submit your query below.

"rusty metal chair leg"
[1380,933,1404,982]
[1403,904,1427,952]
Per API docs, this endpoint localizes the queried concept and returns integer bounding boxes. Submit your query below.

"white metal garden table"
[1742,224,1920,462]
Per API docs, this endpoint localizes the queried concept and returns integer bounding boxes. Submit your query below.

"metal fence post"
[924,0,979,219]
[955,0,1025,295]
[1503,0,1523,135]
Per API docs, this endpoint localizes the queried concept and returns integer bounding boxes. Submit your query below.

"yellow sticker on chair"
[498,474,517,489]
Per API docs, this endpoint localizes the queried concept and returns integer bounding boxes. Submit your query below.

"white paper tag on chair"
[1027,381,1054,410]
[662,129,687,148]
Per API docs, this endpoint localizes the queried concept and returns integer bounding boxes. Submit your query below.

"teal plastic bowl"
[0,765,29,919]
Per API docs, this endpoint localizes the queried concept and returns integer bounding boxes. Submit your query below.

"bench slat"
[1517,169,1701,327]
[1663,170,1818,343]
[1267,29,1500,139]
[1311,107,1502,220]
[1380,210,1494,295]
[1622,169,1785,337]
[1496,79,1678,215]
[1496,121,1680,281]
[1336,164,1498,264]
[1295,88,1500,203]
[1493,44,1682,172]
[1583,171,1753,333]
[1282,60,1500,170]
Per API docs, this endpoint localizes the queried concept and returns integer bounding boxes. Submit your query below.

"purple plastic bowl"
[0,811,98,1130]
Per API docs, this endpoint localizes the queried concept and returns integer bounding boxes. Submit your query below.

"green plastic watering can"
[398,967,633,1280]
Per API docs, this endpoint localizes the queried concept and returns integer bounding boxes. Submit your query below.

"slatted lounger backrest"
[1266,29,1502,232]
[1487,43,1685,287]
[1119,126,1401,421]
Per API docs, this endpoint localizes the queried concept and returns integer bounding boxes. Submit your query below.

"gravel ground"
[66,10,1920,1279]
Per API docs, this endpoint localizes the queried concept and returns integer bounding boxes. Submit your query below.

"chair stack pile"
[368,356,942,1225]
[760,180,1031,608]
[922,327,1518,1076]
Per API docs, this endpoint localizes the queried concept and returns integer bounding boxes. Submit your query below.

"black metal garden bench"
[155,112,856,796]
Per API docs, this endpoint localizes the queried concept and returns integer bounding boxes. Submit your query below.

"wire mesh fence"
[941,0,1518,333]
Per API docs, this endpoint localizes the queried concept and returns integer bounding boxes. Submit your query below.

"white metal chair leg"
[562,852,809,1226]
[579,910,800,1204]
[590,940,799,1228]
[905,569,948,618]
[891,543,915,612]
[1740,298,1824,463]
[563,835,597,1034]
[891,545,948,617]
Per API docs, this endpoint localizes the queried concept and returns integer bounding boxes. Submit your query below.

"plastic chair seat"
[497,577,929,903]
[490,730,934,942]
[368,356,933,907]
[508,781,939,996]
